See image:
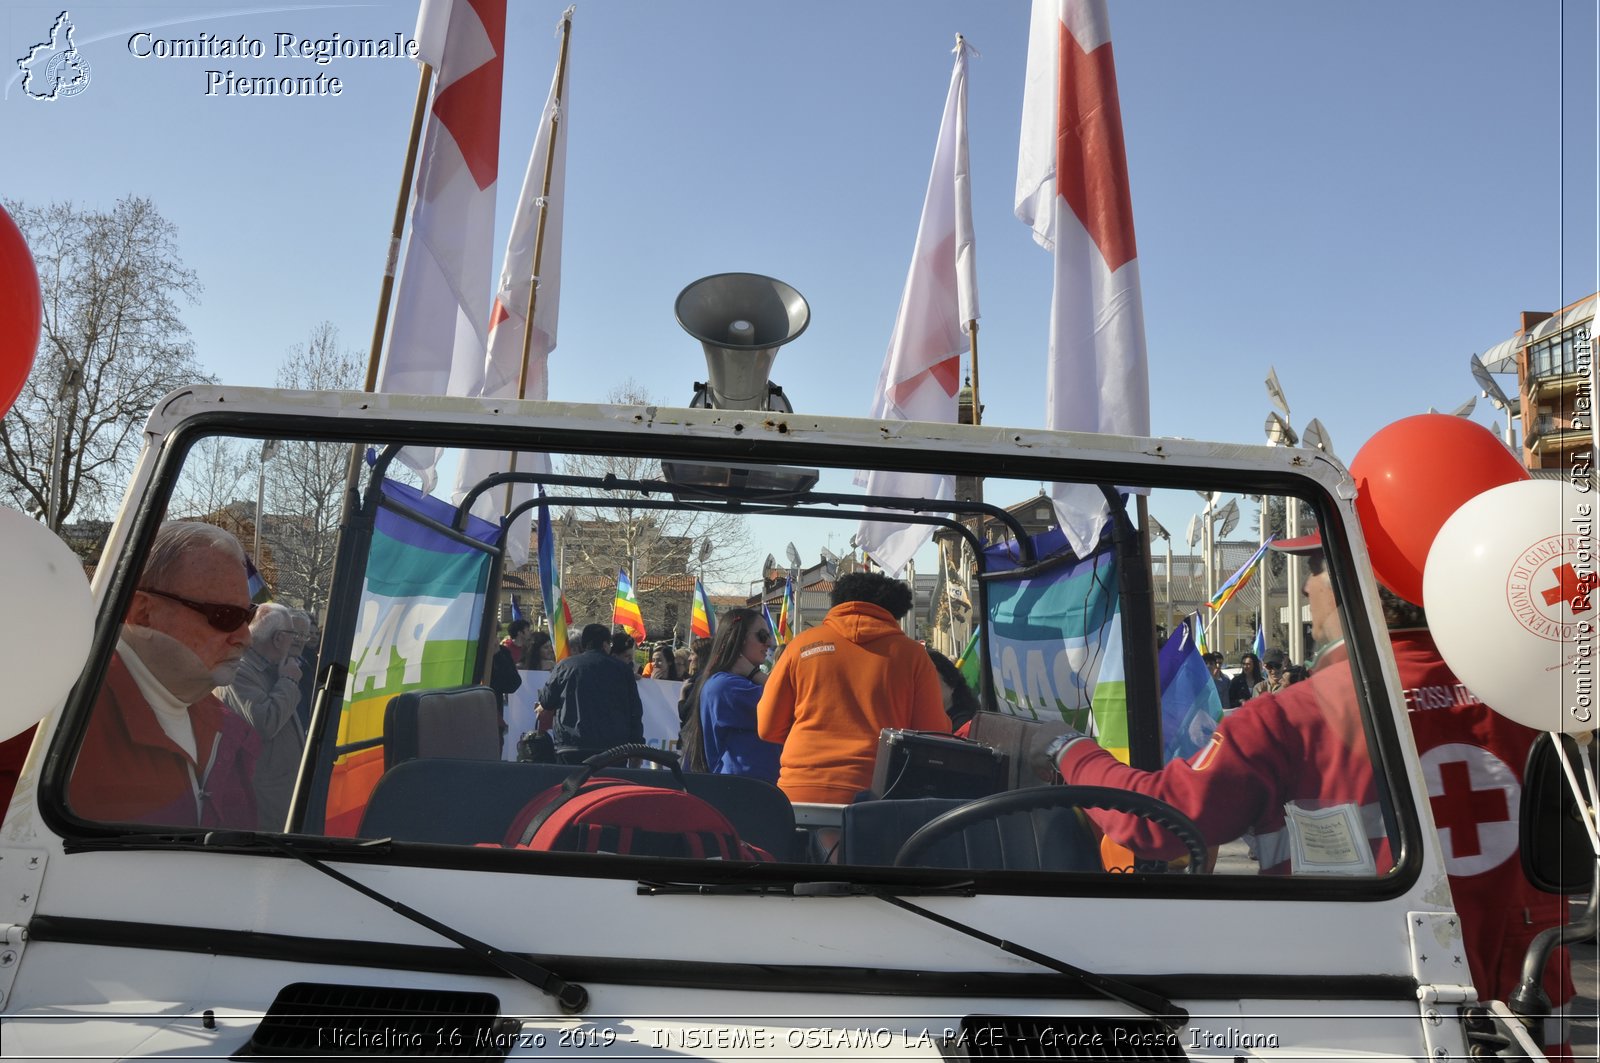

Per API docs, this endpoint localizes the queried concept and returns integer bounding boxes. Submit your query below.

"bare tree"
[262,322,363,618]
[0,196,208,530]
[169,436,252,525]
[555,380,754,637]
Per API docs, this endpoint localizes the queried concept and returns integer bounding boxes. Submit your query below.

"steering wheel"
[893,785,1210,874]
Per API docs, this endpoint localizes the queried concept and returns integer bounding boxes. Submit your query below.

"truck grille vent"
[938,1016,1187,1061]
[235,982,509,1058]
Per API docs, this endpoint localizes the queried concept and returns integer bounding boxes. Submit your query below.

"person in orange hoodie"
[757,571,949,803]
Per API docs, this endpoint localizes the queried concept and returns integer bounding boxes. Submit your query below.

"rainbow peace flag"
[776,578,795,644]
[1193,611,1210,656]
[1207,539,1275,613]
[691,578,715,639]
[536,497,571,660]
[613,568,646,641]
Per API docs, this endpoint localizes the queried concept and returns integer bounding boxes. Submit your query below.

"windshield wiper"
[638,876,1181,1030]
[637,878,977,898]
[874,893,1187,1032]
[198,831,588,1013]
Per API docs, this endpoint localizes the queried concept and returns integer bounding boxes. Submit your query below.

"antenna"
[1217,499,1240,538]
[1301,418,1335,459]
[1470,352,1514,410]
[1265,367,1291,419]
[1264,412,1298,447]
[785,542,802,571]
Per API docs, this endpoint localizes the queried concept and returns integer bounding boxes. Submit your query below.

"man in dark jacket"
[538,623,643,764]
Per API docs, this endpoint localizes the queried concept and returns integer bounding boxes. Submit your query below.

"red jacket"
[1390,628,1572,1045]
[757,601,949,803]
[1061,631,1572,1049]
[1060,642,1389,875]
[69,652,259,829]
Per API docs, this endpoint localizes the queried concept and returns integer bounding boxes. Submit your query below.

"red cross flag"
[856,35,978,577]
[1016,0,1150,557]
[379,0,507,486]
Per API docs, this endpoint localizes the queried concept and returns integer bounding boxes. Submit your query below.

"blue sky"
[3,0,1596,568]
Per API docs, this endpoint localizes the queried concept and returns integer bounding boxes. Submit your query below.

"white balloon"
[1423,479,1599,734]
[0,507,95,740]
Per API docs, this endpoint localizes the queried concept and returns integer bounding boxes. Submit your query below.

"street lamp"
[45,360,83,533]
[1263,370,1305,666]
[254,439,280,561]
[1148,517,1173,631]
[1470,352,1518,450]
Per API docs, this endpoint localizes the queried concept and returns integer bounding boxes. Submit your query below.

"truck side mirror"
[1520,732,1596,894]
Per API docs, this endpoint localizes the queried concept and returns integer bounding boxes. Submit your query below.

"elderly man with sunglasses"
[68,521,261,829]
[217,602,308,831]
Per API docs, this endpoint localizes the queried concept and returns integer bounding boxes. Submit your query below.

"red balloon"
[0,204,41,420]
[1350,414,1529,605]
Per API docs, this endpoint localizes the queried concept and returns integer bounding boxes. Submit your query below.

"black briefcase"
[870,729,1008,800]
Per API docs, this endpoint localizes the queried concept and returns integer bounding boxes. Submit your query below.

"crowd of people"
[1205,650,1308,712]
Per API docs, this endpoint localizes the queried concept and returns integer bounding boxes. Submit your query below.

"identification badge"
[1283,802,1377,876]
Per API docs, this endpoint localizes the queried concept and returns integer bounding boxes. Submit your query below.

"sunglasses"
[1305,554,1326,577]
[140,587,257,632]
[752,628,772,644]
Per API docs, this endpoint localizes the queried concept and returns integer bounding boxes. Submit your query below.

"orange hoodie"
[757,601,950,803]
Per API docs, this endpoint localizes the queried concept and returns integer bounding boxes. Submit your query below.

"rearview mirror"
[1520,733,1597,894]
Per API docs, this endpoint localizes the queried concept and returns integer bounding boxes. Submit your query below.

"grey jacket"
[217,646,306,830]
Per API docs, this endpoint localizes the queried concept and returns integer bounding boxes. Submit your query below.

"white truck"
[0,374,1581,1060]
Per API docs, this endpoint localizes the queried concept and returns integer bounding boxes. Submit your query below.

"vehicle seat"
[839,796,1102,872]
[382,686,502,770]
[359,759,799,857]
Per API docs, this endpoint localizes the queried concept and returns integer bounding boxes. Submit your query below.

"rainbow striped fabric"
[1206,539,1275,613]
[691,578,715,639]
[613,568,646,641]
[776,578,795,645]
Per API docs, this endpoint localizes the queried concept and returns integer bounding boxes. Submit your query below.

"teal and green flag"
[982,529,1123,756]
[327,479,500,835]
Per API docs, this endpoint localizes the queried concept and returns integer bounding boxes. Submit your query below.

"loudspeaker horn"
[676,273,809,410]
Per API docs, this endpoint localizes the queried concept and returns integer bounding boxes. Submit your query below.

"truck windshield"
[54,421,1404,888]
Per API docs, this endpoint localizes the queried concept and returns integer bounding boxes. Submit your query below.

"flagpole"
[967,320,981,425]
[340,61,435,522]
[365,63,435,393]
[504,7,575,517]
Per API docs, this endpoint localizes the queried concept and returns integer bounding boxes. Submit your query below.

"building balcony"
[1526,369,1589,410]
[1526,418,1592,460]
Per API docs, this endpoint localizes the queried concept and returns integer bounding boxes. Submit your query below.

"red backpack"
[503,745,772,861]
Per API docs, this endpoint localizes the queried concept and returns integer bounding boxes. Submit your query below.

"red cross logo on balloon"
[1505,535,1595,642]
[1541,563,1599,612]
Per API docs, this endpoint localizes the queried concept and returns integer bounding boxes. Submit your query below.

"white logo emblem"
[17,11,92,101]
[1419,743,1519,877]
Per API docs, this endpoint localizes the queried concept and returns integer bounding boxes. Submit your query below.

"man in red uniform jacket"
[68,521,260,829]
[1042,534,1574,1055]
[1045,543,1388,875]
[1377,584,1575,1055]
